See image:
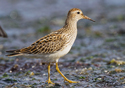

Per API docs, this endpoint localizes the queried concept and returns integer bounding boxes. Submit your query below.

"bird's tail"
[6,49,22,57]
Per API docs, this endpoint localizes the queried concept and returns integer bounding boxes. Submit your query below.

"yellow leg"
[46,63,54,84]
[56,61,78,83]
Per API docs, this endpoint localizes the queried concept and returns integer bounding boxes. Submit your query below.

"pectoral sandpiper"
[6,8,95,84]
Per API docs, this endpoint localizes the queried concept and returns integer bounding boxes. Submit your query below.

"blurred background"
[0,0,125,87]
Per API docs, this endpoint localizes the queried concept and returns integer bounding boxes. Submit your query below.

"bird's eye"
[77,12,80,14]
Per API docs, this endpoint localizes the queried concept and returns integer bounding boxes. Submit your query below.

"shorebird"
[6,8,95,84]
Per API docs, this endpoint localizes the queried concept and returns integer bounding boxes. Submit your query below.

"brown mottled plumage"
[6,8,95,84]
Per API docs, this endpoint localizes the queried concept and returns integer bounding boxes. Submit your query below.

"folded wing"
[6,32,66,56]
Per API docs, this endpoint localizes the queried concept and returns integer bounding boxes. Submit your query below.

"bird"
[0,26,7,38]
[6,8,95,84]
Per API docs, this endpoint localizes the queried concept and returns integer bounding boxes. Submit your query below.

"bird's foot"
[64,79,79,83]
[46,79,55,84]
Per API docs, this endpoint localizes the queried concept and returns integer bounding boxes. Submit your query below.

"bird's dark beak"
[82,15,95,22]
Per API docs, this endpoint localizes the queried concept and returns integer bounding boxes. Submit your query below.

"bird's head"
[67,8,95,22]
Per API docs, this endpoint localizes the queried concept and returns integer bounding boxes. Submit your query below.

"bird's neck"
[63,18,78,46]
[63,18,78,42]
[64,18,77,30]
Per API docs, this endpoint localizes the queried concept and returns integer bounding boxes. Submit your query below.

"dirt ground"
[0,0,125,88]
